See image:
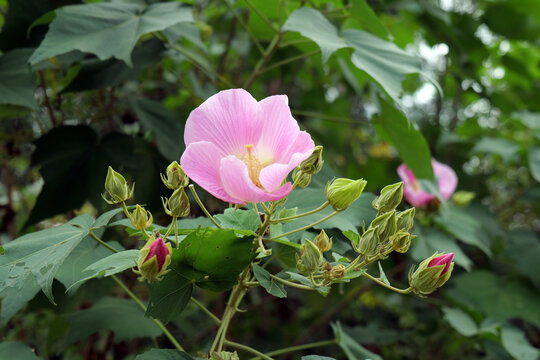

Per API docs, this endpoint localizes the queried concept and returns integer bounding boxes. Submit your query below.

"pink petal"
[397,164,434,206]
[428,253,454,274]
[180,141,240,204]
[219,156,293,204]
[184,89,263,154]
[432,159,458,200]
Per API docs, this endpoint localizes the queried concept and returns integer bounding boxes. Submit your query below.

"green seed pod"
[390,230,412,253]
[373,182,403,213]
[102,166,134,204]
[161,161,189,190]
[370,210,397,242]
[356,226,380,257]
[325,178,367,211]
[396,207,415,232]
[162,188,190,218]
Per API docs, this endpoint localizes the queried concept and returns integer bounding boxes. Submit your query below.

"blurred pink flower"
[428,252,454,275]
[180,89,315,205]
[397,159,458,207]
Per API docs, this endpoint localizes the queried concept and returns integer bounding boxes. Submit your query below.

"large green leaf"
[61,297,161,347]
[528,146,540,182]
[0,215,90,324]
[29,2,193,66]
[252,264,286,298]
[0,49,37,109]
[501,326,540,360]
[376,99,434,180]
[215,208,261,232]
[350,0,389,39]
[442,307,479,337]
[0,342,40,360]
[332,322,382,360]
[136,349,195,360]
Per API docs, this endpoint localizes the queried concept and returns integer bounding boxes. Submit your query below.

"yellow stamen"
[244,144,263,187]
[411,180,421,193]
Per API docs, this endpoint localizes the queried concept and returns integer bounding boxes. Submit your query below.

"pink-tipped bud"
[134,237,172,283]
[428,253,454,275]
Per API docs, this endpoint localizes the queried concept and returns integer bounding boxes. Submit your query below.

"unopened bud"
[161,161,189,190]
[356,226,380,256]
[373,182,403,213]
[370,210,397,241]
[209,351,240,360]
[314,230,332,252]
[102,166,134,204]
[296,239,323,274]
[134,237,172,283]
[162,188,190,218]
[452,191,475,207]
[390,231,412,253]
[396,207,415,232]
[409,252,454,295]
[298,145,324,175]
[292,168,312,188]
[129,205,153,230]
[325,178,367,211]
[330,264,346,279]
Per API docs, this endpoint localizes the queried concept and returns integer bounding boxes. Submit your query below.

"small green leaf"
[252,264,287,298]
[0,342,40,360]
[528,147,540,182]
[215,208,261,232]
[378,262,390,285]
[442,307,479,337]
[92,208,125,230]
[501,326,540,360]
[30,3,194,66]
[331,322,383,360]
[136,349,196,360]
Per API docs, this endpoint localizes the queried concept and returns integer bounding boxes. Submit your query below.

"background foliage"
[0,0,539,359]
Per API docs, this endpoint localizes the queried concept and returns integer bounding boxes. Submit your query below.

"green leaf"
[92,208,126,230]
[61,297,161,347]
[0,217,89,322]
[283,7,347,63]
[131,97,184,161]
[501,326,540,360]
[528,147,540,182]
[29,2,193,66]
[67,249,139,290]
[504,230,540,286]
[0,49,38,109]
[378,262,390,285]
[0,342,40,360]
[442,307,479,337]
[136,349,195,360]
[376,99,434,180]
[252,264,287,298]
[350,0,389,39]
[215,208,261,232]
[302,356,336,360]
[471,137,519,163]
[172,228,256,292]
[332,322,383,360]
[145,265,193,324]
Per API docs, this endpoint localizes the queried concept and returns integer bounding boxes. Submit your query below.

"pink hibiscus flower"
[180,89,315,205]
[397,159,458,207]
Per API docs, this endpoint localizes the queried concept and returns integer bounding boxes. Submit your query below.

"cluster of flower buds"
[292,146,324,188]
[409,252,454,295]
[134,237,173,283]
[161,161,191,218]
[325,178,367,211]
[351,181,417,257]
[102,166,134,204]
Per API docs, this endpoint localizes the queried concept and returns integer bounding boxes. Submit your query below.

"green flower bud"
[210,351,240,360]
[160,161,189,190]
[314,229,332,253]
[102,166,134,204]
[452,191,475,207]
[390,231,412,253]
[373,182,403,213]
[129,205,153,230]
[162,188,190,218]
[409,252,454,295]
[133,237,172,283]
[325,178,367,211]
[296,239,324,274]
[298,145,324,175]
[330,264,347,279]
[396,207,415,232]
[356,226,380,257]
[370,210,397,241]
[292,168,312,188]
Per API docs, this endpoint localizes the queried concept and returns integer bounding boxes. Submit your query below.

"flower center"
[243,144,263,188]
[411,179,421,193]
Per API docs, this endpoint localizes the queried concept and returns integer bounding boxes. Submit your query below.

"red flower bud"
[144,237,170,272]
[427,252,454,275]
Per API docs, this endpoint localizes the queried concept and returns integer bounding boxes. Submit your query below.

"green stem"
[271,201,329,223]
[174,219,179,247]
[267,211,339,241]
[222,0,265,54]
[191,297,221,325]
[163,216,177,240]
[259,49,321,74]
[89,231,118,253]
[361,272,412,294]
[250,339,336,359]
[243,33,283,89]
[111,276,185,351]
[188,185,222,229]
[278,38,313,48]
[244,0,279,33]
[269,274,315,291]
[224,340,274,360]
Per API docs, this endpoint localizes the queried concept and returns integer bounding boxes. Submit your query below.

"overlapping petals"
[397,159,458,207]
[180,89,315,205]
